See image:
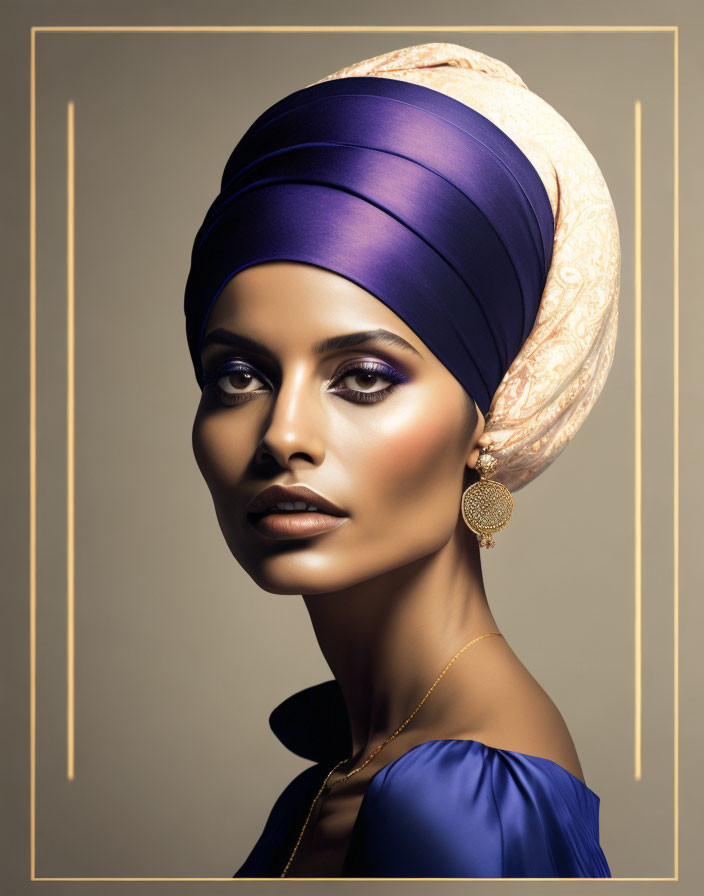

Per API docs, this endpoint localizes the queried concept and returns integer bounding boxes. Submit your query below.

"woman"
[184,43,619,878]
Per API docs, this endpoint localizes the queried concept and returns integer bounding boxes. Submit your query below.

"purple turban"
[184,75,554,417]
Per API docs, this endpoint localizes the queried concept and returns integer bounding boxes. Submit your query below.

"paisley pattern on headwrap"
[314,43,620,492]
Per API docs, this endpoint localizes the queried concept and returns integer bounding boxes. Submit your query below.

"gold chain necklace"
[280,630,504,877]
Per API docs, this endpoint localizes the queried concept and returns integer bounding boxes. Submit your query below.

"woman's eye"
[330,362,408,403]
[338,370,389,393]
[202,362,271,403]
[218,368,266,394]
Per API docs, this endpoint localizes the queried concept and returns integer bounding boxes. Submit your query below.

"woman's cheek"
[192,411,252,492]
[373,396,466,481]
[335,395,467,524]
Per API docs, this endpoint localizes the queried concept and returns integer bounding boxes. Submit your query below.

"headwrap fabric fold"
[185,74,555,418]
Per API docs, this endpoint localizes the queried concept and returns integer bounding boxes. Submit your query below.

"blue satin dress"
[234,681,612,878]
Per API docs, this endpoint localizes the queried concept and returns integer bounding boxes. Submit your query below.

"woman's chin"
[246,572,347,597]
[234,553,370,597]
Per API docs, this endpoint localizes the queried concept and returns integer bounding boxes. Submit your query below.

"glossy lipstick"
[247,484,348,540]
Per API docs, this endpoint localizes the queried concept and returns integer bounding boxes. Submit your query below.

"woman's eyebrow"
[200,328,422,357]
[313,329,421,356]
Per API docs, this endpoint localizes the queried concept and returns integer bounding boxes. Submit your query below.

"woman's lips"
[248,510,349,540]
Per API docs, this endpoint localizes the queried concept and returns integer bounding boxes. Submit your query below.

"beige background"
[2,1,702,894]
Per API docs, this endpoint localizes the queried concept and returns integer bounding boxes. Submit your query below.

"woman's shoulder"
[453,635,587,783]
[348,738,611,878]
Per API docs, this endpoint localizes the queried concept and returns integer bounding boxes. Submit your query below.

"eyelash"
[201,359,409,406]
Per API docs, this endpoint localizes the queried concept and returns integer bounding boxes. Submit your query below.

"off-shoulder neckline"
[269,681,600,802]
[348,737,601,803]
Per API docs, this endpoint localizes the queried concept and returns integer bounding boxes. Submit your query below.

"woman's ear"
[467,403,487,471]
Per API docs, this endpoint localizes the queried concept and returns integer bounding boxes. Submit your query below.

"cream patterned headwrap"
[313,43,620,492]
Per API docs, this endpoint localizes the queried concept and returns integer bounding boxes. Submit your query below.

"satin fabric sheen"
[233,683,611,878]
[184,77,554,415]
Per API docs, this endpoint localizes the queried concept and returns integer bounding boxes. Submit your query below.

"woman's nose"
[255,366,326,469]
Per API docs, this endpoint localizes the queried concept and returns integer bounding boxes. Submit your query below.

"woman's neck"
[302,520,500,760]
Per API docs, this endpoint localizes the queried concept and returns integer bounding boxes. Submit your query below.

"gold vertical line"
[29,25,36,882]
[672,25,679,881]
[634,99,642,782]
[66,101,75,782]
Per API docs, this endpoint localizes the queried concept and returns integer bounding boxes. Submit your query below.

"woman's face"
[192,262,484,594]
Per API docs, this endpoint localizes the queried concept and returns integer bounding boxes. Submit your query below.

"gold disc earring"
[461,448,514,548]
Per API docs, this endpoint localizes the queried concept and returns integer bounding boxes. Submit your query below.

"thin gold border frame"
[29,23,679,882]
[634,98,642,783]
